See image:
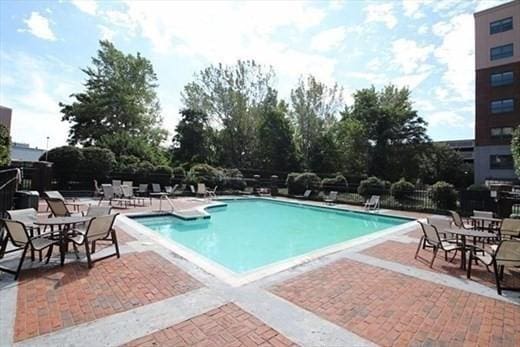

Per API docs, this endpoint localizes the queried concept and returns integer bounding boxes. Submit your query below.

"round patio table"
[469,215,502,232]
[35,216,92,266]
[444,228,497,270]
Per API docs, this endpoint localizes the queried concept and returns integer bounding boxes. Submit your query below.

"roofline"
[474,0,519,17]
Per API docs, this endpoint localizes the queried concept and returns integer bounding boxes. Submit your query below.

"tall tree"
[0,124,10,166]
[419,143,473,188]
[335,115,369,176]
[290,75,343,169]
[343,85,429,181]
[60,40,167,163]
[171,109,214,165]
[512,126,520,177]
[257,109,299,172]
[181,60,277,168]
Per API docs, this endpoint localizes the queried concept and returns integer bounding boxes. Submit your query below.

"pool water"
[134,199,409,273]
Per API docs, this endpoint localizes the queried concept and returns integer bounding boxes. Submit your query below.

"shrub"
[172,166,186,184]
[186,164,222,187]
[467,184,490,192]
[390,178,415,202]
[41,146,84,188]
[321,174,348,192]
[357,176,385,198]
[81,147,115,181]
[222,168,246,190]
[153,165,173,186]
[429,181,457,210]
[286,173,300,194]
[289,172,321,195]
[0,124,10,166]
[135,161,155,177]
[114,155,140,173]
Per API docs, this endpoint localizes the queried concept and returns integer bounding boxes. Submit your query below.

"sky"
[0,0,512,149]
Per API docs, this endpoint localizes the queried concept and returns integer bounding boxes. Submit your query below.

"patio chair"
[364,195,380,210]
[46,198,80,217]
[136,184,148,197]
[123,181,133,189]
[467,240,520,295]
[44,190,66,201]
[415,221,462,268]
[83,205,112,217]
[6,208,43,260]
[151,183,161,193]
[190,185,196,194]
[0,219,58,280]
[121,185,145,206]
[93,180,103,198]
[69,213,120,268]
[499,218,520,240]
[197,183,207,198]
[324,191,338,205]
[303,190,312,199]
[427,215,458,240]
[207,186,218,199]
[449,210,473,229]
[165,184,178,196]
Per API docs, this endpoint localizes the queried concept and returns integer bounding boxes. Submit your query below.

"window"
[490,44,513,60]
[490,71,514,86]
[490,17,513,34]
[490,155,514,170]
[490,127,513,139]
[490,98,514,113]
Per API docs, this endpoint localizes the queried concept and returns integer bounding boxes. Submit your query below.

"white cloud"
[392,71,431,90]
[364,3,397,29]
[434,13,474,102]
[310,26,346,52]
[417,24,429,35]
[98,25,115,41]
[402,1,425,19]
[71,0,97,15]
[426,111,466,128]
[391,39,434,74]
[20,12,56,41]
[366,57,383,71]
[474,0,511,12]
[431,21,452,36]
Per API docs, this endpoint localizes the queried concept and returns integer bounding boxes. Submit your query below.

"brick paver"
[271,259,520,347]
[14,251,202,341]
[124,303,298,347]
[363,240,520,289]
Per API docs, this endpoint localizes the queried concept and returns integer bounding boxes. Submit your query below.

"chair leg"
[492,261,502,295]
[84,240,92,268]
[0,236,8,259]
[91,241,96,254]
[430,247,438,268]
[45,245,54,264]
[449,250,458,263]
[467,250,473,279]
[444,251,448,261]
[112,230,120,258]
[415,236,424,259]
[499,265,505,281]
[14,245,29,280]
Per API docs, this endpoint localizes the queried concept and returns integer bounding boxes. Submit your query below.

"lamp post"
[45,136,49,161]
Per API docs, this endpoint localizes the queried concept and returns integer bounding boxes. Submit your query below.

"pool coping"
[118,197,419,287]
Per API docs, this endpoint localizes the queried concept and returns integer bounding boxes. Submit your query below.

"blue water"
[134,199,409,273]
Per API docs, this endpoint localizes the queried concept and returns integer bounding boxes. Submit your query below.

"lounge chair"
[93,180,103,198]
[197,183,207,198]
[136,184,149,197]
[123,181,133,190]
[207,186,218,199]
[45,191,82,212]
[258,187,271,196]
[83,205,112,217]
[99,184,115,205]
[46,198,80,217]
[0,219,58,279]
[499,218,520,240]
[165,184,178,197]
[364,195,380,210]
[324,191,337,205]
[415,221,462,268]
[151,183,161,193]
[467,240,520,295]
[449,210,473,229]
[296,190,312,199]
[190,185,196,195]
[121,185,145,206]
[69,214,120,268]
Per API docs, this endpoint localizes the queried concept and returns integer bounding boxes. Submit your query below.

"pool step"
[172,209,211,221]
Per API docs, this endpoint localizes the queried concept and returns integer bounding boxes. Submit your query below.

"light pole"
[45,136,49,161]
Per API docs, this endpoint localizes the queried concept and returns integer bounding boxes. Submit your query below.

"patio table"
[469,215,502,232]
[445,228,497,270]
[35,216,92,266]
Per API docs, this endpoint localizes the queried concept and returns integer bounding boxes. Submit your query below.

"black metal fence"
[0,168,20,217]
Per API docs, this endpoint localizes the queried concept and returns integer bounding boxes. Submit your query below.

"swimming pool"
[132,198,412,277]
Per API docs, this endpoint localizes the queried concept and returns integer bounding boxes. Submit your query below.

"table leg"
[460,235,466,270]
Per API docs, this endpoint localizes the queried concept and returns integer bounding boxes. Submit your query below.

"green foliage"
[419,143,472,187]
[222,168,247,190]
[467,184,490,192]
[287,172,321,195]
[290,75,343,169]
[357,176,386,198]
[186,164,222,187]
[429,181,457,210]
[136,161,155,177]
[321,175,348,192]
[257,109,299,172]
[335,117,368,176]
[97,132,168,166]
[41,146,84,187]
[512,126,520,177]
[81,146,115,181]
[172,109,213,165]
[390,178,415,202]
[308,130,340,173]
[0,124,10,166]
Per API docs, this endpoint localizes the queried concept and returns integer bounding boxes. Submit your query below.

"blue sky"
[0,0,511,149]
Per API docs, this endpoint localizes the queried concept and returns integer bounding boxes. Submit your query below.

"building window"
[490,44,513,60]
[490,98,514,113]
[490,71,514,86]
[490,17,513,34]
[490,155,514,170]
[490,127,513,139]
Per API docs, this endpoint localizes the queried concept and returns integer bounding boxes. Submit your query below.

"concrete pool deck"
[0,196,519,346]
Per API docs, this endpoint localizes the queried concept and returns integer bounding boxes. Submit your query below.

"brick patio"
[14,251,202,341]
[271,258,520,347]
[124,303,298,347]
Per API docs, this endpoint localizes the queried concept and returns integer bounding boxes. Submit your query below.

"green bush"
[81,147,115,181]
[390,178,415,202]
[429,181,457,210]
[172,166,186,184]
[136,161,155,177]
[467,184,490,192]
[0,124,10,166]
[186,164,222,187]
[321,174,348,192]
[357,176,385,198]
[222,168,246,190]
[288,172,321,195]
[41,146,84,188]
[153,165,173,186]
[286,173,300,194]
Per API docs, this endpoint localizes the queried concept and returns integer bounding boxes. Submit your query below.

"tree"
[335,116,368,176]
[290,75,343,169]
[512,126,520,177]
[40,146,84,188]
[308,130,340,174]
[343,85,429,181]
[60,40,167,158]
[171,109,213,165]
[181,60,277,167]
[419,143,473,188]
[257,109,299,172]
[97,132,169,166]
[81,146,115,181]
[0,124,10,166]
